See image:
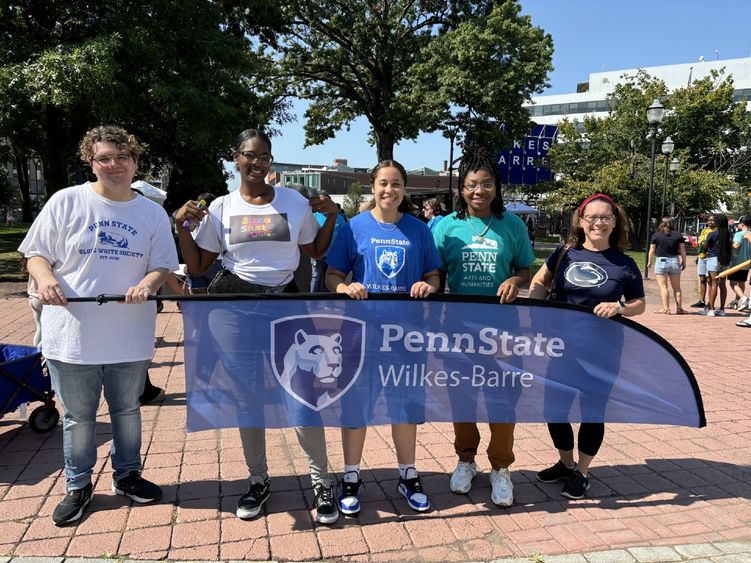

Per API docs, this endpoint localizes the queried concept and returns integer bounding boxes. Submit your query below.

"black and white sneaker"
[112,472,162,503]
[52,483,93,526]
[236,476,270,519]
[536,461,575,483]
[561,470,591,500]
[313,480,339,524]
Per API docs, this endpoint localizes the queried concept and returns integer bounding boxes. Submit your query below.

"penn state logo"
[375,245,405,279]
[271,314,365,411]
[564,261,608,288]
[98,230,129,248]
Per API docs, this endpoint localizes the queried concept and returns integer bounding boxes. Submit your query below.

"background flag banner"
[181,295,705,431]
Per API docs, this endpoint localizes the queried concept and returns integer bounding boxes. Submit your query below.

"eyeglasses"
[582,214,615,224]
[239,151,273,163]
[92,154,132,166]
[463,182,495,192]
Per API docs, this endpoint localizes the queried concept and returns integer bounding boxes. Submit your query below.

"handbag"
[545,244,570,300]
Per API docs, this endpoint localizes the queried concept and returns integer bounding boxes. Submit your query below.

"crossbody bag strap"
[546,243,571,298]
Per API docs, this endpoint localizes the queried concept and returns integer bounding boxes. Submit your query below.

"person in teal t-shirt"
[432,145,534,509]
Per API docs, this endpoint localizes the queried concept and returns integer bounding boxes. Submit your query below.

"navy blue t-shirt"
[545,245,644,307]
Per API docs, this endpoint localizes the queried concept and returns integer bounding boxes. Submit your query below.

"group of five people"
[21,125,645,527]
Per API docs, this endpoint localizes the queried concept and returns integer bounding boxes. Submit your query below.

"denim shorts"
[706,256,722,273]
[654,256,681,275]
[697,257,709,276]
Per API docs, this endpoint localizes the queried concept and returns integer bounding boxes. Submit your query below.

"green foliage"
[342,182,364,218]
[278,0,552,160]
[0,1,287,205]
[540,69,747,248]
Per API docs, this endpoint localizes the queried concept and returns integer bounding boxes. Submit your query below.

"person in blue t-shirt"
[325,160,441,516]
[310,195,347,292]
[432,145,535,509]
[528,193,645,500]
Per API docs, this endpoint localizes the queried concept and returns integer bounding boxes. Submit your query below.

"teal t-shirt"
[432,211,535,296]
[731,230,751,266]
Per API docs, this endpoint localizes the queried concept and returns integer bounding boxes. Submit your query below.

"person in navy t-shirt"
[326,160,441,516]
[528,194,646,500]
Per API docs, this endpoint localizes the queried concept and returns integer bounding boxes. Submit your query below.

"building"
[526,56,751,126]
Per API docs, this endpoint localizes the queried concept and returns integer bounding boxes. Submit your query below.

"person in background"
[310,190,347,292]
[691,215,716,308]
[432,145,534,507]
[647,217,686,314]
[701,213,732,317]
[528,193,645,500]
[19,125,178,525]
[183,192,222,294]
[325,159,441,515]
[727,215,751,311]
[422,198,444,232]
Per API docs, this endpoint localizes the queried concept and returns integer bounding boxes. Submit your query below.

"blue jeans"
[46,358,150,491]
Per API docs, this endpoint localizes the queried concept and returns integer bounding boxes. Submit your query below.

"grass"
[0,224,31,282]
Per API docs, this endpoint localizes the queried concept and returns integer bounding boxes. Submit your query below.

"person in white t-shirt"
[19,126,179,526]
[175,128,341,525]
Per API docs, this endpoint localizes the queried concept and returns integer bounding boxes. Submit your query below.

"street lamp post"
[669,157,680,216]
[660,136,675,218]
[644,99,665,279]
[445,120,461,211]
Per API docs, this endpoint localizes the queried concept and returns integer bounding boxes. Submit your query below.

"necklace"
[465,215,493,243]
[372,211,399,232]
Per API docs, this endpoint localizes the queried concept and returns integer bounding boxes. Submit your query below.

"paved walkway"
[1,259,750,562]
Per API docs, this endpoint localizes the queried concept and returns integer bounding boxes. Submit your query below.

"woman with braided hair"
[432,144,535,507]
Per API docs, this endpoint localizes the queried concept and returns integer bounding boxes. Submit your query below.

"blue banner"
[181,296,705,431]
[497,124,557,186]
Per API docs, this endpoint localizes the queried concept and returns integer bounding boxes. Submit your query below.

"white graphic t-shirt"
[19,183,179,364]
[194,187,318,287]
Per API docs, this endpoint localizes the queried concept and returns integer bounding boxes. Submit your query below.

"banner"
[181,295,705,431]
[496,124,558,186]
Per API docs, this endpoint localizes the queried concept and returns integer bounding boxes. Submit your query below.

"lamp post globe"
[647,99,665,126]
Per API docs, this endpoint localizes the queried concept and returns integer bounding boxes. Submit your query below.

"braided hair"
[455,143,505,220]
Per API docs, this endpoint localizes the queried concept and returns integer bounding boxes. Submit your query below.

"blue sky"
[231,1,751,187]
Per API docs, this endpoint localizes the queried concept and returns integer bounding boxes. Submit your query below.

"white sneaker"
[739,297,750,311]
[705,308,715,317]
[449,461,477,494]
[489,468,514,507]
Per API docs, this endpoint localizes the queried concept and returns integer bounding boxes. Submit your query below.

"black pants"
[547,422,605,457]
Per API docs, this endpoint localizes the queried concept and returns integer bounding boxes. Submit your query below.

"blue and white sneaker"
[338,471,363,515]
[397,468,430,512]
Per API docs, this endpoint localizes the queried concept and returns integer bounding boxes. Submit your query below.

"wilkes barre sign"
[181,295,705,431]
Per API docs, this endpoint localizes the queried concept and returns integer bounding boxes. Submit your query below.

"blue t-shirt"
[314,211,346,257]
[427,215,444,232]
[545,245,644,307]
[326,211,441,293]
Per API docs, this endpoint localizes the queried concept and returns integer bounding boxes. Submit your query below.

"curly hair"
[79,125,143,163]
[455,143,505,220]
[568,194,629,252]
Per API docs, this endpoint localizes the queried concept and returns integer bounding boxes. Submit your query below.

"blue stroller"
[0,344,59,432]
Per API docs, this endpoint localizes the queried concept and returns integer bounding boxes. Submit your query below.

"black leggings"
[547,422,605,457]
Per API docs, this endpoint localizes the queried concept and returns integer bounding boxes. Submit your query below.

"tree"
[541,70,743,247]
[277,0,552,160]
[342,182,364,218]
[0,1,286,207]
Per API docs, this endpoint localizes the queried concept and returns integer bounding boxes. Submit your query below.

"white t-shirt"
[194,187,318,286]
[18,183,179,364]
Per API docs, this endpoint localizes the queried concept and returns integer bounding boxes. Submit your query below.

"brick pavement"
[0,259,750,562]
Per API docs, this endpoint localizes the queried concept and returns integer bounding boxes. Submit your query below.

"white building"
[526,56,751,125]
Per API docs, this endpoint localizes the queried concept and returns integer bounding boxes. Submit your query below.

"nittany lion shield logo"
[270,314,366,411]
[375,245,405,279]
